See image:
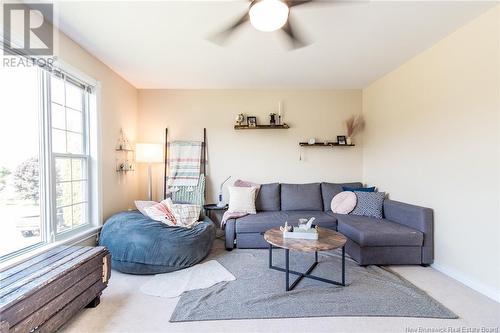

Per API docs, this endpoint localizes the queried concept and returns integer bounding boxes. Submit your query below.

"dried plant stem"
[345,115,365,138]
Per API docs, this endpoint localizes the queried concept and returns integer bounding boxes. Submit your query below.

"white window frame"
[48,60,102,241]
[0,56,102,264]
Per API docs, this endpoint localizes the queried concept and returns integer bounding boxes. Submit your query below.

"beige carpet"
[60,240,500,333]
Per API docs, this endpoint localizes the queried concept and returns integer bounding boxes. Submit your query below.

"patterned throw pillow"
[350,192,385,219]
[144,202,177,226]
[163,198,201,228]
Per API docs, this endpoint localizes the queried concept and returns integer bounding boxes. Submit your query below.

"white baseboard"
[432,262,500,303]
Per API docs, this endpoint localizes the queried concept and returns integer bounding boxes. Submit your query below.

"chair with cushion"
[99,173,215,275]
[99,211,215,274]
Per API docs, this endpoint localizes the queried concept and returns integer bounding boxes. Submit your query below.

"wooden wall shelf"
[299,142,355,147]
[116,168,134,172]
[234,124,290,130]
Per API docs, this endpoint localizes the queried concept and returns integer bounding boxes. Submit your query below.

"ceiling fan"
[211,0,319,49]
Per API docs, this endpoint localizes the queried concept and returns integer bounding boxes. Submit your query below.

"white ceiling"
[53,1,495,89]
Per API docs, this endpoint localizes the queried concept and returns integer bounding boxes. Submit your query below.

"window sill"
[0,225,102,272]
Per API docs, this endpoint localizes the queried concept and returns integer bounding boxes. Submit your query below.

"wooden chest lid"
[0,246,109,312]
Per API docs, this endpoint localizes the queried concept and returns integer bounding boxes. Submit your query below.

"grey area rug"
[170,248,458,322]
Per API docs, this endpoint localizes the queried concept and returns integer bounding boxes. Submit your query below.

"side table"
[203,204,228,233]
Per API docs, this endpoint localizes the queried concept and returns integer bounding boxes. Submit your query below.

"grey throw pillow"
[350,192,385,219]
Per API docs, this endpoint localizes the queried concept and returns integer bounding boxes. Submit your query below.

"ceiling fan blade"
[281,17,309,49]
[286,0,315,7]
[209,12,250,45]
[288,0,366,7]
[224,12,250,33]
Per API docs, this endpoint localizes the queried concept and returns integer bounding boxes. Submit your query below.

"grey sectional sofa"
[224,182,434,266]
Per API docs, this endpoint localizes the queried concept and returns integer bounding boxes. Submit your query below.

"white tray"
[283,231,318,240]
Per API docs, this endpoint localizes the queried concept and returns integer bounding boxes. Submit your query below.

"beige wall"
[137,90,363,202]
[55,30,139,219]
[362,6,499,300]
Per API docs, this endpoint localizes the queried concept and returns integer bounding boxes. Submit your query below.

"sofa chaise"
[224,182,433,266]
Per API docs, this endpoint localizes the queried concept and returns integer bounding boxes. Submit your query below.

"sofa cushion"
[281,183,323,211]
[337,214,423,247]
[235,211,337,234]
[325,211,346,220]
[284,211,337,230]
[235,211,288,233]
[321,182,363,212]
[255,183,280,212]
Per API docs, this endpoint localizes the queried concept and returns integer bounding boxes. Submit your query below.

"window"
[51,75,90,236]
[0,66,43,257]
[0,62,99,260]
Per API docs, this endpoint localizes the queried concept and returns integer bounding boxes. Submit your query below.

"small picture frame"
[247,116,257,127]
[337,135,347,145]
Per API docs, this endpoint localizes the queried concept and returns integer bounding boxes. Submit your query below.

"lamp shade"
[136,143,164,163]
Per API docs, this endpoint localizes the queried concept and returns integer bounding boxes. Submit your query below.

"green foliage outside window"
[0,166,11,192]
[13,157,40,204]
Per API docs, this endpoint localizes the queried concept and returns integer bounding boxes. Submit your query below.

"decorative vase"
[270,114,276,126]
[346,137,352,145]
[235,113,244,126]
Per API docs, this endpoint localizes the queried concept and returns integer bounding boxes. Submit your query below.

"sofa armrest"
[383,200,433,232]
[383,199,434,264]
[224,219,236,250]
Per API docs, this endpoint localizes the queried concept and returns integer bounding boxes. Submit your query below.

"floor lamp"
[136,143,164,201]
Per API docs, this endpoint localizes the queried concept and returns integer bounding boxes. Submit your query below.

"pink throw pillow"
[331,191,357,214]
[143,202,177,226]
[233,179,261,196]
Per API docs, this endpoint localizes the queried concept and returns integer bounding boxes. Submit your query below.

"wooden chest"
[0,246,110,333]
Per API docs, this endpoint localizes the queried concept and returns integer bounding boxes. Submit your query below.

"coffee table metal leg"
[285,249,290,291]
[342,246,345,286]
[269,243,272,268]
[268,248,345,291]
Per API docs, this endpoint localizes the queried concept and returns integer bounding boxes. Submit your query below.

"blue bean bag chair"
[99,211,215,275]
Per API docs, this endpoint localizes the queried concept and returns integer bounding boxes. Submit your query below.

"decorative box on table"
[283,227,319,240]
[281,218,319,240]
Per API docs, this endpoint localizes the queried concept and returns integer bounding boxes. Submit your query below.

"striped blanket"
[170,174,206,207]
[167,141,202,189]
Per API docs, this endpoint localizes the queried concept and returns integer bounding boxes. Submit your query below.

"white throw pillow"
[135,200,157,216]
[228,186,258,214]
[331,191,357,214]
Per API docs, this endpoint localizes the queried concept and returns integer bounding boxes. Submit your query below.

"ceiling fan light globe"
[249,0,290,32]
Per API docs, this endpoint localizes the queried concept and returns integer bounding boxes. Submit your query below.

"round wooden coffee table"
[264,227,347,291]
